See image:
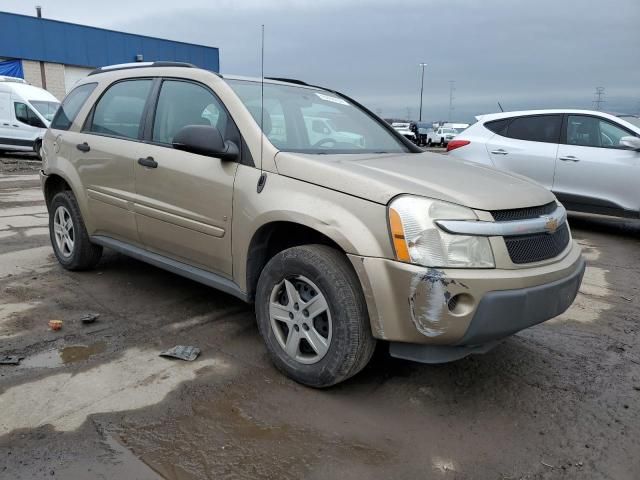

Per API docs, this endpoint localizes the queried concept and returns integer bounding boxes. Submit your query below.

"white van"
[0,76,60,157]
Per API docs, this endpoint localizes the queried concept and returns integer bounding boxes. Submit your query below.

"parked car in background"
[41,63,584,387]
[392,122,416,142]
[448,109,640,218]
[0,76,60,158]
[415,122,432,146]
[303,116,364,148]
[427,126,457,146]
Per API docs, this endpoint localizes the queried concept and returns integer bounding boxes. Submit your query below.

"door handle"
[138,156,158,168]
[490,149,508,155]
[76,142,90,152]
[559,155,579,162]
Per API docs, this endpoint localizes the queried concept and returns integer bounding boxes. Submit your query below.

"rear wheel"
[255,244,376,388]
[49,191,102,270]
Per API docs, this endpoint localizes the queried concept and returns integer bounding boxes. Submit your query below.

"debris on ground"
[80,313,100,324]
[541,461,555,469]
[48,320,63,331]
[0,355,24,365]
[159,345,200,361]
[621,296,632,302]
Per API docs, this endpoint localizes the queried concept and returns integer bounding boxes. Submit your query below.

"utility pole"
[418,63,427,122]
[448,80,455,122]
[593,87,605,111]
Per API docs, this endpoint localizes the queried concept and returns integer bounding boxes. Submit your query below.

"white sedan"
[447,109,640,218]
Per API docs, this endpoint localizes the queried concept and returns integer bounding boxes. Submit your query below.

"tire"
[427,138,432,147]
[255,244,376,388]
[49,190,102,271]
[33,139,42,160]
[440,138,445,147]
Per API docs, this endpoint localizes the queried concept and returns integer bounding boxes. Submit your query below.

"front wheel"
[440,138,445,147]
[255,245,376,388]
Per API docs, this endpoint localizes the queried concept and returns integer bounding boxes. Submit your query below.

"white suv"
[448,109,640,218]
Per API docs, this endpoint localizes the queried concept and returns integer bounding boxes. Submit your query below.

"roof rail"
[88,61,197,76]
[265,77,309,86]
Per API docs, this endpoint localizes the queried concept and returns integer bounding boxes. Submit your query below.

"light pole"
[418,63,427,122]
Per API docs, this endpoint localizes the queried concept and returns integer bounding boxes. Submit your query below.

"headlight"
[388,196,495,268]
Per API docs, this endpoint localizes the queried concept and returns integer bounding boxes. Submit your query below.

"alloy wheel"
[53,206,75,258]
[269,275,332,365]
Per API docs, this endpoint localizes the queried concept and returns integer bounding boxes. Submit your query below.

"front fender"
[231,166,393,291]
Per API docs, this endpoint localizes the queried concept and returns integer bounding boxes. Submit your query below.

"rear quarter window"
[50,83,98,131]
[484,118,509,135]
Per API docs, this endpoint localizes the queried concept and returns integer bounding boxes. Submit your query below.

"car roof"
[0,80,59,102]
[474,109,640,133]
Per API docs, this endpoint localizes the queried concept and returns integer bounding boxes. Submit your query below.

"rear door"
[553,114,640,215]
[72,78,154,242]
[485,114,562,189]
[133,78,239,275]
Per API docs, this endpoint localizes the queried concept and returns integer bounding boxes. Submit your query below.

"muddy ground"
[0,153,638,479]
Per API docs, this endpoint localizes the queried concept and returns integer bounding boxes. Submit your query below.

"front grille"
[505,223,570,264]
[491,202,556,222]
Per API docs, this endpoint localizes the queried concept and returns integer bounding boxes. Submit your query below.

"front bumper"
[348,241,584,348]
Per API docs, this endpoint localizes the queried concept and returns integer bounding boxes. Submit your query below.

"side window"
[152,80,228,144]
[484,118,509,135]
[89,80,152,140]
[51,83,97,131]
[14,102,45,128]
[599,119,632,148]
[506,115,561,143]
[567,115,635,148]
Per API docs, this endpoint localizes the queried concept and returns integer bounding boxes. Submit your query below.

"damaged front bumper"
[348,241,585,363]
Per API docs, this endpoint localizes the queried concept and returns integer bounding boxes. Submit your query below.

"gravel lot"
[0,153,638,479]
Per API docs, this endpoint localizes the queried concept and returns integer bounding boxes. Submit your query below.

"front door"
[553,114,640,215]
[485,114,562,189]
[134,79,239,276]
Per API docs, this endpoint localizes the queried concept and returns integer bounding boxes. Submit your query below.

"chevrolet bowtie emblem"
[544,217,559,234]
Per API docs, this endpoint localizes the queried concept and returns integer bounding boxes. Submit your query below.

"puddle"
[0,348,230,433]
[20,342,106,369]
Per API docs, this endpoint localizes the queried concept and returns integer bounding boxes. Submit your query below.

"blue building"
[0,11,220,99]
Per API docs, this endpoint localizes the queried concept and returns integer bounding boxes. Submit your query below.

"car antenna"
[257,24,267,194]
[497,101,504,112]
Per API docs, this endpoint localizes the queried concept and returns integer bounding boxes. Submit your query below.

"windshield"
[30,100,60,122]
[227,80,409,154]
[442,128,456,134]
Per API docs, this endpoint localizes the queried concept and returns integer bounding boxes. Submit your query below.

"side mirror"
[172,125,239,161]
[620,136,640,151]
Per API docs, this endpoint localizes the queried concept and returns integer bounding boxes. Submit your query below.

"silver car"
[448,109,640,218]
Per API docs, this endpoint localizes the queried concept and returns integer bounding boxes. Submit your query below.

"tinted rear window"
[50,83,97,130]
[506,115,561,143]
[484,118,509,135]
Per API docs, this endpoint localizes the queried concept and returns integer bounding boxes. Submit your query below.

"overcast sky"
[3,0,639,121]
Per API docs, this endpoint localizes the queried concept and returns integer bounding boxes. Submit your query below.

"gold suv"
[41,62,585,387]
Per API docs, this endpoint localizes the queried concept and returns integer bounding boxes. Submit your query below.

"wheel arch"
[244,221,346,303]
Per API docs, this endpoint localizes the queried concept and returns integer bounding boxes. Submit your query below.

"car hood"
[274,151,555,210]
